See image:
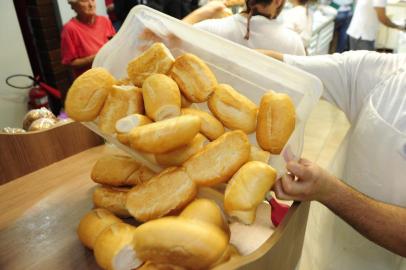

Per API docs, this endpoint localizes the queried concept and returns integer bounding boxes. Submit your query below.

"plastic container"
[93,5,323,176]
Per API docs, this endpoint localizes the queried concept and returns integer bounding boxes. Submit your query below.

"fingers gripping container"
[91,5,323,176]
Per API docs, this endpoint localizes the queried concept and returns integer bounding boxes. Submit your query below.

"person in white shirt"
[346,0,404,50]
[183,0,306,55]
[330,0,353,52]
[263,49,406,269]
[281,0,313,48]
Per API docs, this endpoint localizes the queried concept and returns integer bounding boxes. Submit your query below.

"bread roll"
[155,133,207,166]
[208,84,258,133]
[115,114,152,145]
[77,208,122,249]
[180,94,192,108]
[180,198,230,237]
[134,217,228,269]
[115,77,133,86]
[142,74,181,121]
[98,85,144,134]
[65,68,115,121]
[128,115,201,154]
[126,167,197,222]
[224,161,277,224]
[181,108,225,140]
[170,53,217,103]
[93,186,131,218]
[127,42,174,87]
[183,130,250,187]
[256,92,296,154]
[211,244,240,267]
[91,155,155,187]
[94,223,142,270]
[138,262,185,270]
[249,145,271,163]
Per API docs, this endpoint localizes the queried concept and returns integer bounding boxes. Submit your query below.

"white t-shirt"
[194,14,306,55]
[283,51,406,270]
[281,6,312,47]
[346,0,387,41]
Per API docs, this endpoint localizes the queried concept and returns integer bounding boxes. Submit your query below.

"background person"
[346,0,405,51]
[61,0,115,78]
[184,0,306,55]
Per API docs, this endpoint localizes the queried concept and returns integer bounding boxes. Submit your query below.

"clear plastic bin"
[93,5,323,176]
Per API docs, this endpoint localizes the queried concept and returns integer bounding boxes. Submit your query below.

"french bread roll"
[211,244,240,268]
[180,198,230,237]
[208,84,258,133]
[127,42,174,87]
[224,161,277,224]
[155,133,207,166]
[142,74,181,121]
[115,114,152,145]
[134,217,228,269]
[181,108,225,140]
[93,223,142,270]
[98,85,144,134]
[138,261,185,270]
[91,155,155,187]
[170,53,217,103]
[77,208,122,249]
[65,68,115,121]
[93,186,131,218]
[128,115,201,154]
[249,145,271,163]
[180,94,192,108]
[126,167,197,222]
[183,130,250,187]
[256,92,296,154]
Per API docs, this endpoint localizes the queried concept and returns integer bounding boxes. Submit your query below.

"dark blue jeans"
[334,10,353,53]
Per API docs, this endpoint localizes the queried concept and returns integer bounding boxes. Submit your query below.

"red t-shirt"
[61,16,115,77]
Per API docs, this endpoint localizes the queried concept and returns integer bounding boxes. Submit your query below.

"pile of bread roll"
[66,42,296,269]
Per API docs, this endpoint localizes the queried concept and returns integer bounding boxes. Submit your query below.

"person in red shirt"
[61,0,115,77]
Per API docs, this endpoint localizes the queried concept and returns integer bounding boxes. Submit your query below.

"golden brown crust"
[65,68,116,121]
[142,74,181,121]
[155,133,208,166]
[77,208,122,249]
[134,217,228,269]
[128,115,201,154]
[256,92,296,154]
[170,53,217,103]
[91,155,155,187]
[93,223,141,270]
[181,108,225,140]
[126,167,197,222]
[127,43,174,87]
[138,262,186,270]
[249,145,271,163]
[183,130,250,187]
[98,85,144,134]
[208,84,258,133]
[180,198,230,238]
[93,186,131,218]
[224,161,277,224]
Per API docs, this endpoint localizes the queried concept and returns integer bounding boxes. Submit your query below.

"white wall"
[0,1,33,129]
[56,0,107,25]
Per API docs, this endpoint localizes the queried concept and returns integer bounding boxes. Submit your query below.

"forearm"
[183,8,212,24]
[69,55,95,68]
[256,49,284,61]
[320,177,406,257]
[375,8,403,30]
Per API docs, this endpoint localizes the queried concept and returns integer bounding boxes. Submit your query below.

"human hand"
[273,159,337,202]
